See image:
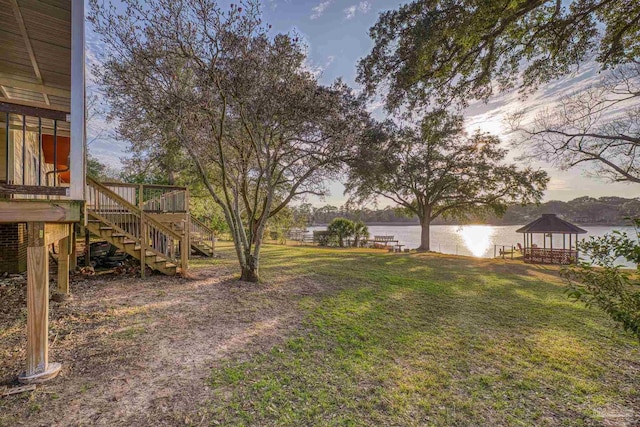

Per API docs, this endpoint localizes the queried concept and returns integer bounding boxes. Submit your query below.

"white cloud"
[303,55,336,79]
[344,1,371,20]
[358,1,371,13]
[547,177,570,191]
[325,55,335,67]
[310,1,332,20]
[344,5,357,19]
[267,0,292,10]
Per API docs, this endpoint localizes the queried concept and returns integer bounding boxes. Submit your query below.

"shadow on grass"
[203,244,640,426]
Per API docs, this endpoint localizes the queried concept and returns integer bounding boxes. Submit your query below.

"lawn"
[204,245,639,426]
[1,244,638,426]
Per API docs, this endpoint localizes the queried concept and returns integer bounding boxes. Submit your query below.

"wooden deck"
[0,199,82,223]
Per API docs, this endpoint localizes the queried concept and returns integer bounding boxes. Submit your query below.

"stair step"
[123,239,136,245]
[100,227,113,231]
[135,246,160,257]
[112,233,126,238]
[88,220,101,223]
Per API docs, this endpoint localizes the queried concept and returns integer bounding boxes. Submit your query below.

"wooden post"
[84,228,90,267]
[57,232,70,294]
[69,0,86,200]
[139,184,146,278]
[69,225,77,271]
[183,188,190,270]
[19,222,61,383]
[181,222,188,274]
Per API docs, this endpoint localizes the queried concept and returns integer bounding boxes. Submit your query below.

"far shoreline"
[309,222,633,227]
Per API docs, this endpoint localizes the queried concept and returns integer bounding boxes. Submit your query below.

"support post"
[69,225,77,271]
[69,0,86,200]
[84,228,90,267]
[181,224,188,275]
[139,184,146,278]
[57,232,70,294]
[19,222,61,383]
[183,188,190,271]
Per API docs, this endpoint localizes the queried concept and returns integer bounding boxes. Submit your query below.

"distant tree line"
[301,196,640,227]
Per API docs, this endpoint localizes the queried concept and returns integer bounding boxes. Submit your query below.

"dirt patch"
[0,261,334,426]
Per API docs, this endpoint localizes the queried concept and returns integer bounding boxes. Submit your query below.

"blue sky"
[86,0,640,206]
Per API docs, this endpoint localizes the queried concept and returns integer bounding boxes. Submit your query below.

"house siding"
[0,223,28,273]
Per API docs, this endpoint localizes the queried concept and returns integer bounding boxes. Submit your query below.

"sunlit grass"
[203,244,639,426]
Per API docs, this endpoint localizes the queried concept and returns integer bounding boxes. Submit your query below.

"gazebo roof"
[516,214,587,234]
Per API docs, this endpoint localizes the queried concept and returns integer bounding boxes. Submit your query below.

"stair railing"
[86,177,185,268]
[190,215,215,253]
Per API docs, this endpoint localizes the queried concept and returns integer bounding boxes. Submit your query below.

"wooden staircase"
[190,215,215,257]
[141,188,215,257]
[86,177,186,276]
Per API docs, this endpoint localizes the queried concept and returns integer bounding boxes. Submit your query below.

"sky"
[85,0,640,207]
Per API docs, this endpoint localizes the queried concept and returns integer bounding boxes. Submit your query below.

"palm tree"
[353,221,369,247]
[328,218,355,247]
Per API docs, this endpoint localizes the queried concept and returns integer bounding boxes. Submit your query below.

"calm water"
[309,224,636,265]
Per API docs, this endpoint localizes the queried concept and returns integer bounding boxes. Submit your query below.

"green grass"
[202,245,639,426]
[112,325,147,340]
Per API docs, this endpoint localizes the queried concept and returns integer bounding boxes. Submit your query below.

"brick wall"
[0,223,27,273]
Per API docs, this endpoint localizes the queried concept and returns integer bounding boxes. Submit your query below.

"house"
[0,0,85,383]
[0,0,215,383]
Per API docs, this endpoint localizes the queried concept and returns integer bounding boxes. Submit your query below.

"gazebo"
[516,214,587,265]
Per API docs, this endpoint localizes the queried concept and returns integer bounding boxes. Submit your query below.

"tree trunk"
[418,219,431,251]
[240,254,260,282]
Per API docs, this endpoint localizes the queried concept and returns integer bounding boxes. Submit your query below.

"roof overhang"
[0,0,71,114]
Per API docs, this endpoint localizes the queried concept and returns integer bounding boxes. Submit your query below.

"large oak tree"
[346,111,548,251]
[359,0,640,110]
[91,0,368,281]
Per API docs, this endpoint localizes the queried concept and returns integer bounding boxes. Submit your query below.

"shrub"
[563,218,640,340]
[327,218,355,247]
[353,221,369,247]
[313,230,334,247]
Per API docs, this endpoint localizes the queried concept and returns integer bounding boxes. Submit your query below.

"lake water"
[308,224,636,265]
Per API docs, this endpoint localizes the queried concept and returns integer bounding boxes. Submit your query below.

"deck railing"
[100,181,188,213]
[494,245,515,260]
[143,189,187,213]
[0,110,71,199]
[523,248,578,265]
